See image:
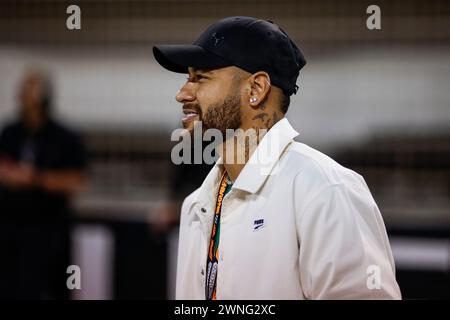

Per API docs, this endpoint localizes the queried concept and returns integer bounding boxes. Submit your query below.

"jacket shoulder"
[278,142,371,212]
[284,141,366,187]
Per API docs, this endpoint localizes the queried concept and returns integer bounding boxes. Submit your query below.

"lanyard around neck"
[205,171,229,300]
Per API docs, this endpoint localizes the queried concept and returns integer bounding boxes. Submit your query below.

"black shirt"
[0,119,87,222]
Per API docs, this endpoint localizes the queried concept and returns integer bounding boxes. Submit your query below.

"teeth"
[182,113,198,121]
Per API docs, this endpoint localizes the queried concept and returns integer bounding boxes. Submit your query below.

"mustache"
[182,103,202,116]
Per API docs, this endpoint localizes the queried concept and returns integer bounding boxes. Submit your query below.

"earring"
[250,97,257,103]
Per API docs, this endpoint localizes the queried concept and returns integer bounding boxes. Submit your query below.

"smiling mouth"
[182,108,200,123]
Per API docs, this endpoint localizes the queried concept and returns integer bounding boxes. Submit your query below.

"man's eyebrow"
[192,68,215,76]
[187,68,215,81]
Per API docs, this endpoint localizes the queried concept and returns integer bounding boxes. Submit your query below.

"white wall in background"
[0,48,183,132]
[0,46,449,148]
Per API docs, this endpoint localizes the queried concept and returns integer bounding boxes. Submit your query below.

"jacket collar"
[190,117,299,213]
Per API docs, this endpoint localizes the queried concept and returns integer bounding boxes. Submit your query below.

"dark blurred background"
[0,0,448,299]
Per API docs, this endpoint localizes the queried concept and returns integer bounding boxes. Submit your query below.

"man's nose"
[175,83,195,103]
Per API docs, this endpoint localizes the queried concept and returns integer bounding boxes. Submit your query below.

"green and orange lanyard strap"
[205,170,229,300]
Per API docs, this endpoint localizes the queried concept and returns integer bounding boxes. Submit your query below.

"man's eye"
[187,74,206,82]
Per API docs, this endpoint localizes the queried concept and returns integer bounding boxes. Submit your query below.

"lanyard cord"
[205,171,228,300]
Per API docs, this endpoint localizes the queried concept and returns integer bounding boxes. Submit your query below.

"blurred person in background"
[0,69,87,299]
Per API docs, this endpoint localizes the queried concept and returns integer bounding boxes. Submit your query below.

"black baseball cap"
[153,16,306,96]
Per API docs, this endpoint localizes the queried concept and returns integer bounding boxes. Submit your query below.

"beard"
[203,91,242,136]
[181,87,243,165]
[184,87,242,137]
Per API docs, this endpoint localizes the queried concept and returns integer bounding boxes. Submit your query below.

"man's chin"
[182,118,208,139]
[180,118,240,140]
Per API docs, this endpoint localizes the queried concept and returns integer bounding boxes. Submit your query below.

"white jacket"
[176,118,401,300]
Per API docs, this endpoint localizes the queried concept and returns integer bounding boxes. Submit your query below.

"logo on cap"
[211,32,225,46]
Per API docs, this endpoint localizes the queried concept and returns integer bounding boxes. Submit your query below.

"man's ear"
[249,72,271,108]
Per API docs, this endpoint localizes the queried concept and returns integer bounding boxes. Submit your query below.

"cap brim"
[153,45,231,73]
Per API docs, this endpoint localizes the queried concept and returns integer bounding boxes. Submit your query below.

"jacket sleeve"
[296,183,402,299]
[175,194,192,300]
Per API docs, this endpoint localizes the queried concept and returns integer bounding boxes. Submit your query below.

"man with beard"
[153,16,401,299]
